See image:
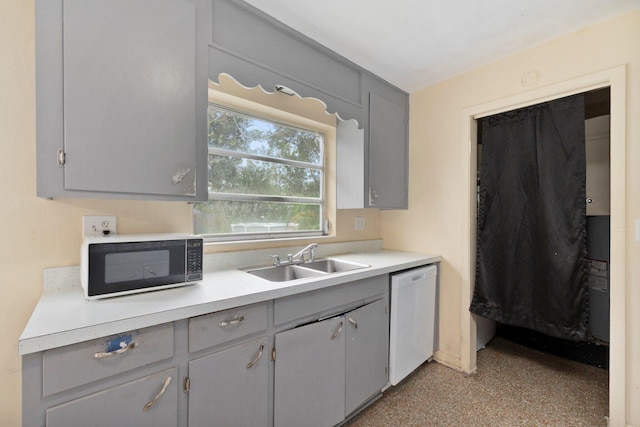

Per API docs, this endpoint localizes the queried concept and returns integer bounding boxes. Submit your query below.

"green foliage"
[196,105,324,236]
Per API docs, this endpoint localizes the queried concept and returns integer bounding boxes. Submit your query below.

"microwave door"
[88,240,186,297]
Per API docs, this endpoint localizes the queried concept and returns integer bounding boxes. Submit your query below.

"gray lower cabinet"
[345,298,389,415]
[274,298,389,427]
[188,337,268,427]
[274,316,346,427]
[23,276,391,427]
[46,367,179,427]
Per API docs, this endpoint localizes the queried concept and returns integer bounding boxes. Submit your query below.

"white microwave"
[81,234,203,300]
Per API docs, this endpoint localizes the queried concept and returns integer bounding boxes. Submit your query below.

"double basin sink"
[243,259,370,282]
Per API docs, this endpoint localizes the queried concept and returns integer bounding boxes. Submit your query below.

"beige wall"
[381,10,640,426]
[0,1,380,425]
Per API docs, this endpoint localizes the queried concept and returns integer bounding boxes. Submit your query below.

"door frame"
[461,65,626,425]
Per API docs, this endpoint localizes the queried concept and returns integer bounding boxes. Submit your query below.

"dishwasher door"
[389,265,437,385]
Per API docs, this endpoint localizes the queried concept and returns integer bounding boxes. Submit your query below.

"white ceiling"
[243,0,640,92]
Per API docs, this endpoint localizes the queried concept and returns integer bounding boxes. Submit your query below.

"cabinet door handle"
[331,321,344,340]
[143,376,172,412]
[348,317,358,329]
[369,188,379,205]
[218,315,245,327]
[246,343,265,369]
[93,341,138,359]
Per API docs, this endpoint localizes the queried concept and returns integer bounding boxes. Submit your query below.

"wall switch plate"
[355,216,365,231]
[83,215,117,238]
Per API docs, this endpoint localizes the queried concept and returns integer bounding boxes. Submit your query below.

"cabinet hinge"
[56,148,65,167]
[271,346,276,361]
[183,376,190,393]
[385,366,388,375]
[385,306,388,315]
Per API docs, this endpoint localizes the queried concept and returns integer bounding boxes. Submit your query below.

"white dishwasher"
[389,265,437,385]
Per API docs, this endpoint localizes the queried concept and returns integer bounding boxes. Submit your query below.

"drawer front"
[189,302,267,353]
[43,322,174,396]
[46,367,178,427]
[274,275,388,326]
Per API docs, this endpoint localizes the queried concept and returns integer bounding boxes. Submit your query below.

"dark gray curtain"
[470,94,589,341]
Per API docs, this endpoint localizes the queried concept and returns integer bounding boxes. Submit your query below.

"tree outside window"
[194,105,325,239]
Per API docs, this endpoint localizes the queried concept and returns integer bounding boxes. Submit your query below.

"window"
[194,105,325,240]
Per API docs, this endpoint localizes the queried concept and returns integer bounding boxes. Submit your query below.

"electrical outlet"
[83,215,117,238]
[355,216,365,231]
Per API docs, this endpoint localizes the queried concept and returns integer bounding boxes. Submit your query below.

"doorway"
[462,66,626,425]
[475,87,610,368]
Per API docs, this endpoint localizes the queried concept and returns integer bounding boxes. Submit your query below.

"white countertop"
[19,247,440,355]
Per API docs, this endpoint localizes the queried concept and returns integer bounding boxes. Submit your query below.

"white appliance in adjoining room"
[389,265,437,386]
[475,315,496,351]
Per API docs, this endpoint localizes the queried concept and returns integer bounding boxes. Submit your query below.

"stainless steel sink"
[244,264,325,282]
[300,259,369,273]
[243,258,369,282]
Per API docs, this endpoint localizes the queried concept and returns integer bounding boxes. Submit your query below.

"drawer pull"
[143,376,172,412]
[93,341,138,359]
[348,317,358,329]
[246,343,265,369]
[218,315,245,327]
[331,321,344,340]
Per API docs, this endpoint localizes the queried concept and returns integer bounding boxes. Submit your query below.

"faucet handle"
[270,255,281,266]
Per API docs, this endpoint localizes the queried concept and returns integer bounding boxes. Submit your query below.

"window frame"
[197,103,327,242]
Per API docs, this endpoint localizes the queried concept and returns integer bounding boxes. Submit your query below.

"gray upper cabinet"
[35,0,408,205]
[35,0,209,200]
[210,0,409,210]
[209,0,363,125]
[367,92,409,209]
[363,73,409,209]
[336,88,409,210]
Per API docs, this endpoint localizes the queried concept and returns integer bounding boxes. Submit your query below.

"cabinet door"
[46,368,178,427]
[368,92,408,209]
[62,0,196,196]
[274,317,346,427]
[345,299,389,415]
[36,0,208,200]
[188,337,268,427]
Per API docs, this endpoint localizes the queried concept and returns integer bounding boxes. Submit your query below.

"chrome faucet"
[291,243,318,263]
[270,243,317,266]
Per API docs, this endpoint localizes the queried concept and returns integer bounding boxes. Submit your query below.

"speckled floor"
[345,337,609,427]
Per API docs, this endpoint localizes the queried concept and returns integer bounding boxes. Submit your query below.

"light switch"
[355,216,365,231]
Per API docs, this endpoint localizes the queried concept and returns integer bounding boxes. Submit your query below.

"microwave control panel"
[186,238,203,281]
